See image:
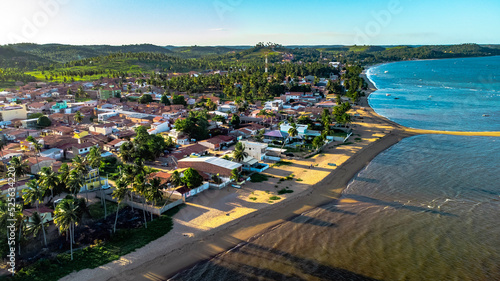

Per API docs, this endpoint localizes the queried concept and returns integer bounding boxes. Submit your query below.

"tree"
[139,94,153,104]
[22,179,48,246]
[312,135,325,151]
[160,94,171,105]
[26,212,49,247]
[27,136,43,173]
[230,114,240,128]
[67,169,84,196]
[38,166,59,202]
[87,146,106,217]
[212,115,226,124]
[37,116,51,128]
[182,168,203,189]
[9,156,29,198]
[54,198,80,260]
[172,94,187,106]
[233,142,248,162]
[74,111,83,124]
[230,168,240,182]
[111,178,128,233]
[146,178,163,221]
[170,171,182,187]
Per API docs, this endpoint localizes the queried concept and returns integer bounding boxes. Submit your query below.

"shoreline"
[60,63,499,281]
[61,77,412,281]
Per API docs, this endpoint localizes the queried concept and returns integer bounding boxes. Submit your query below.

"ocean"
[367,56,500,132]
[170,57,500,281]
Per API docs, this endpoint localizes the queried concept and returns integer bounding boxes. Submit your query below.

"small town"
[0,57,373,279]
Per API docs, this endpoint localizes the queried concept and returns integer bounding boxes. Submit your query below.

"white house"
[148,121,170,135]
[40,148,64,160]
[218,104,237,113]
[240,141,268,161]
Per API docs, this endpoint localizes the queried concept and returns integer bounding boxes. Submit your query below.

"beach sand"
[61,69,499,281]
[61,74,418,281]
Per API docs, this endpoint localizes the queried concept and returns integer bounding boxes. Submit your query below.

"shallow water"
[367,56,500,131]
[170,57,500,281]
[170,135,500,281]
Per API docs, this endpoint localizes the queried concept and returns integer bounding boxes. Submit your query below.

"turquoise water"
[367,56,500,131]
[170,57,500,281]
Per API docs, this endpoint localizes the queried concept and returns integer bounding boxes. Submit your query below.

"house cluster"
[1,62,349,210]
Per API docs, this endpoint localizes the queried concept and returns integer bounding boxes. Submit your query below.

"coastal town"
[0,57,390,278]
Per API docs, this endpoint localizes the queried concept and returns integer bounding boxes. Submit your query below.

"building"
[98,86,121,100]
[103,139,128,151]
[26,156,57,174]
[89,124,114,135]
[0,104,27,122]
[240,141,268,161]
[71,143,96,157]
[178,157,242,178]
[198,135,235,150]
[40,148,64,160]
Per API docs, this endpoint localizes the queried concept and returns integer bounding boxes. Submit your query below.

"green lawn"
[88,201,122,220]
[250,173,269,183]
[9,207,181,281]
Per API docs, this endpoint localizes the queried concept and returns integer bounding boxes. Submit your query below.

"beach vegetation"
[269,196,281,201]
[278,189,294,195]
[250,173,269,183]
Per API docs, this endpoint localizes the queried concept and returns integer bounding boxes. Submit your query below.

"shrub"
[277,188,294,195]
[269,196,281,200]
[250,173,269,183]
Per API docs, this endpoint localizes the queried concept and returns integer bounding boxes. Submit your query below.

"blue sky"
[1,0,500,46]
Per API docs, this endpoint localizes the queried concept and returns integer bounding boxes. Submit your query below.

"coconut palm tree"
[74,111,83,124]
[9,156,29,199]
[67,169,84,196]
[230,168,240,182]
[146,178,163,221]
[54,198,80,260]
[87,146,106,217]
[111,178,128,233]
[22,180,48,247]
[233,142,248,163]
[26,211,49,247]
[133,173,148,228]
[14,207,26,255]
[38,166,59,202]
[26,136,43,173]
[0,139,5,171]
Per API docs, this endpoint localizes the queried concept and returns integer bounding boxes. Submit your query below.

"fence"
[96,191,184,215]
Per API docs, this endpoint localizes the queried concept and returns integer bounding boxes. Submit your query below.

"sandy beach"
[60,70,421,281]
[60,67,500,281]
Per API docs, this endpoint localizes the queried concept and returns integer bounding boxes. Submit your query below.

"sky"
[1,0,500,46]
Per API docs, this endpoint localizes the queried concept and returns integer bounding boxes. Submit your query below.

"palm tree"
[14,207,26,255]
[233,142,248,162]
[27,211,49,247]
[87,146,106,217]
[111,178,128,233]
[54,198,80,260]
[74,111,83,124]
[133,173,148,228]
[0,139,5,171]
[38,166,59,202]
[67,169,84,196]
[146,178,163,221]
[22,179,48,247]
[27,136,43,173]
[280,124,299,155]
[9,156,29,199]
[230,168,240,182]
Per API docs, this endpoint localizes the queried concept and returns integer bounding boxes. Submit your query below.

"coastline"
[60,63,500,281]
[61,72,414,281]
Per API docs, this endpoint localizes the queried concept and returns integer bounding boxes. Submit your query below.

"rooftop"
[178,156,242,170]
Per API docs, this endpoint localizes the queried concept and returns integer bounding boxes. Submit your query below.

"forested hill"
[1,43,500,72]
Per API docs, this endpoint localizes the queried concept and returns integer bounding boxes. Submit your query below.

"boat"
[232,185,241,189]
[394,97,399,100]
[482,114,490,117]
[386,94,391,96]
[328,163,337,166]
[384,71,389,73]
